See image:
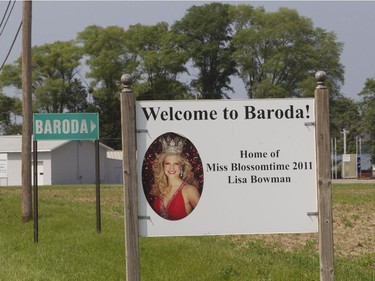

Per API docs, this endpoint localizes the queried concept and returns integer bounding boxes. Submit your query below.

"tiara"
[161,135,185,154]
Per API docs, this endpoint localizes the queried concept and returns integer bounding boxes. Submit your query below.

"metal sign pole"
[95,140,101,233]
[33,140,38,243]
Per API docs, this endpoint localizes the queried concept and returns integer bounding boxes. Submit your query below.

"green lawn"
[0,184,374,280]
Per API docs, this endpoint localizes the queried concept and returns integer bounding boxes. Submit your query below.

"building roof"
[0,135,114,153]
[0,135,69,153]
[107,150,122,160]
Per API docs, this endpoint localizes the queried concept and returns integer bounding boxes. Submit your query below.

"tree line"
[0,3,374,163]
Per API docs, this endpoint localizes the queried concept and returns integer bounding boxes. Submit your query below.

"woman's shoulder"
[182,183,199,195]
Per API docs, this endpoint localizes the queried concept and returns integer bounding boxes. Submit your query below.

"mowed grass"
[0,183,374,281]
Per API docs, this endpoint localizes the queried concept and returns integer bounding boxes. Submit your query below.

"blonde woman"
[150,135,200,220]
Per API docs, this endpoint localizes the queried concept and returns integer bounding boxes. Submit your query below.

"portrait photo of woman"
[142,132,203,221]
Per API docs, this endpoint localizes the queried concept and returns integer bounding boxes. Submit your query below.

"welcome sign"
[136,99,318,237]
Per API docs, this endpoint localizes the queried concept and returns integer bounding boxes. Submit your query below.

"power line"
[0,0,16,36]
[0,0,12,29]
[0,20,22,71]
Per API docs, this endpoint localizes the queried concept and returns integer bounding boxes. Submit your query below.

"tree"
[330,97,361,154]
[32,41,87,112]
[77,25,135,149]
[359,78,375,162]
[231,5,344,99]
[125,22,190,100]
[0,41,87,113]
[0,92,22,134]
[172,3,237,99]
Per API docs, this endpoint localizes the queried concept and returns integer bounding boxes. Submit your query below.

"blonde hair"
[151,152,198,197]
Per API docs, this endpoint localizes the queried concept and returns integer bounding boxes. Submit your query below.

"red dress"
[153,182,188,220]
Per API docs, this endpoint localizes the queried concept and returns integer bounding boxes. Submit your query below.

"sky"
[0,0,375,101]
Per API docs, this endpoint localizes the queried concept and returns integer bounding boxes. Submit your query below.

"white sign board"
[342,154,351,162]
[0,153,7,178]
[136,99,317,237]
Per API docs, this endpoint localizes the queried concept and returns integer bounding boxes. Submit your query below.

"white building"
[0,135,123,186]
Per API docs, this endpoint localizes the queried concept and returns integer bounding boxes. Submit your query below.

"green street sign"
[33,113,99,140]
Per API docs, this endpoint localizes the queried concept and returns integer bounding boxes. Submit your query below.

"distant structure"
[0,136,122,186]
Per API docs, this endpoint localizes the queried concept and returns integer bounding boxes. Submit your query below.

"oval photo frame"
[141,132,204,221]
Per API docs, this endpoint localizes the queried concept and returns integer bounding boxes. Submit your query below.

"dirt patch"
[227,191,375,259]
[333,203,375,258]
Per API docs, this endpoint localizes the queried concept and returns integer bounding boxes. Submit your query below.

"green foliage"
[359,78,375,162]
[32,41,87,113]
[78,25,134,86]
[77,25,134,149]
[172,3,237,99]
[231,5,344,99]
[0,92,22,134]
[126,22,190,100]
[0,62,22,89]
[330,97,362,154]
[0,41,87,114]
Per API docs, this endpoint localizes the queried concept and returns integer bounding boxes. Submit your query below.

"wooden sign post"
[120,74,140,281]
[314,71,335,281]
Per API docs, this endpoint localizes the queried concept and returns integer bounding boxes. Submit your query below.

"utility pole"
[21,0,33,223]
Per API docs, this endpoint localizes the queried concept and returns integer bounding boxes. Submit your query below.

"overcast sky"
[1,1,374,101]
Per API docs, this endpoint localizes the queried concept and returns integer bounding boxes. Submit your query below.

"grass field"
[0,183,374,281]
